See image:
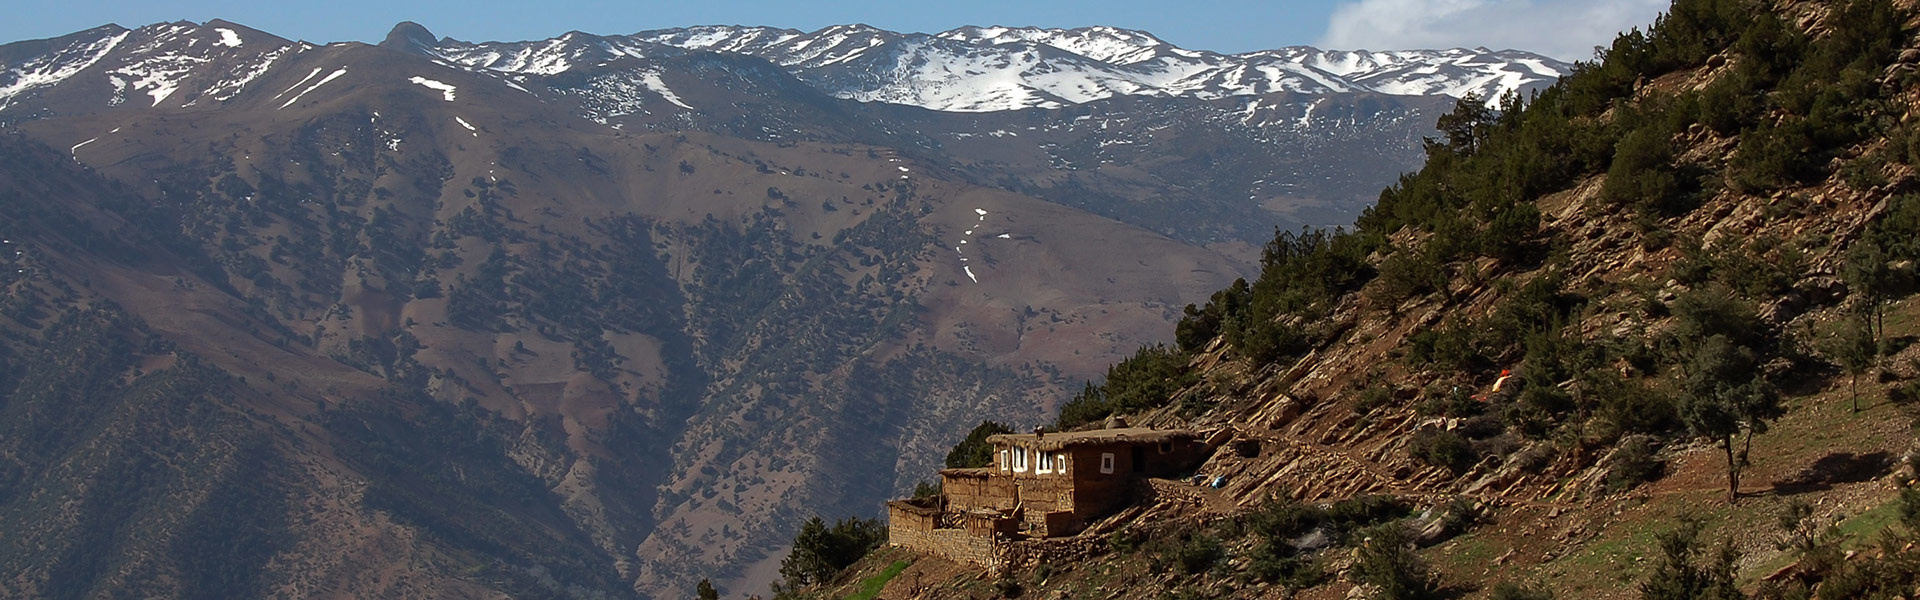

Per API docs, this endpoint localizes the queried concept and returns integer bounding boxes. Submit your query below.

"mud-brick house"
[887,426,1210,570]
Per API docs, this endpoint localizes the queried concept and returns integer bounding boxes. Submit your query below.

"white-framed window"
[1038,451,1063,474]
[1099,452,1115,474]
[1013,447,1028,472]
[999,449,1009,471]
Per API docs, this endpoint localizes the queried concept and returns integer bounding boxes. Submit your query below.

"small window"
[1099,452,1115,474]
[999,450,1009,471]
[1159,441,1173,454]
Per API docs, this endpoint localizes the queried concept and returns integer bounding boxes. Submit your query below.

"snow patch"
[963,266,978,283]
[409,76,457,101]
[997,233,1011,239]
[275,67,323,99]
[70,137,97,155]
[278,67,346,109]
[0,30,130,109]
[974,208,988,216]
[454,116,478,136]
[639,71,693,109]
[215,28,242,47]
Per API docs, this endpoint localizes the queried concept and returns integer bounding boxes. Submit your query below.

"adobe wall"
[887,502,941,554]
[943,472,1017,512]
[887,504,1009,573]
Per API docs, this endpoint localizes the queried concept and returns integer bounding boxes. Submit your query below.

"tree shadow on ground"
[1770,451,1894,496]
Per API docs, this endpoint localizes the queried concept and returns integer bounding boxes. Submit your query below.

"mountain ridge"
[389,22,1569,112]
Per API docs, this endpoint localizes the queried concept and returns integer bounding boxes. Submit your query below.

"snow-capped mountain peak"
[618,24,1567,111]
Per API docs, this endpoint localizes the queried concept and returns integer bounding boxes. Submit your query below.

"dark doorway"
[1131,446,1146,473]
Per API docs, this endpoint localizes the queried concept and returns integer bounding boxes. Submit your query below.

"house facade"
[887,426,1210,570]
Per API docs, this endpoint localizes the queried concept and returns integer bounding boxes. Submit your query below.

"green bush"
[1603,127,1684,215]
[1247,541,1325,588]
[1172,534,1224,574]
[1349,523,1439,600]
[1409,428,1478,474]
[1607,436,1665,492]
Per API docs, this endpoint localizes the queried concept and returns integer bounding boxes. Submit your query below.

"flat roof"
[985,427,1195,451]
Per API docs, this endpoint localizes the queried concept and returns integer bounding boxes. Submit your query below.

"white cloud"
[1318,0,1670,61]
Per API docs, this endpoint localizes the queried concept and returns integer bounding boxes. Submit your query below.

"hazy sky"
[11,0,1668,60]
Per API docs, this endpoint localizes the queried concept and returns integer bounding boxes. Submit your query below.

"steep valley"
[0,17,1573,598]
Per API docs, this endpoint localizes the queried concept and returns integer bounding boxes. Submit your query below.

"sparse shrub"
[1439,497,1481,536]
[1325,495,1412,537]
[1247,540,1325,588]
[1606,435,1665,492]
[1490,580,1555,600]
[1248,496,1325,540]
[1355,386,1395,414]
[1349,523,1438,600]
[1418,384,1483,418]
[993,575,1023,598]
[1173,534,1224,574]
[1509,443,1558,473]
[1409,428,1478,474]
[1108,527,1143,553]
[1843,155,1889,191]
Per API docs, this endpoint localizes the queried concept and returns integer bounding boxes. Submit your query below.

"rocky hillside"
[818,1,1920,599]
[0,21,1251,598]
[0,16,1592,597]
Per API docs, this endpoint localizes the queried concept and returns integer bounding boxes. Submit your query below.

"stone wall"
[998,536,1109,574]
[888,502,1015,573]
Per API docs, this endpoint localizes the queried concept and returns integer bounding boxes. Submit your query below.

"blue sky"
[12,0,1668,60]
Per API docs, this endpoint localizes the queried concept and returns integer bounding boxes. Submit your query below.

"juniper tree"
[1681,335,1782,502]
[1826,311,1876,412]
[1640,519,1742,600]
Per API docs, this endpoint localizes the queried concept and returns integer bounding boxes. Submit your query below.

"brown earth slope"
[830,1,1920,599]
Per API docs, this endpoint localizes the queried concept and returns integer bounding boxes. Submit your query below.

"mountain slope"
[0,20,1260,598]
[822,0,1920,598]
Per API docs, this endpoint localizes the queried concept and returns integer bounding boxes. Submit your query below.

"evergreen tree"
[1640,520,1742,600]
[944,420,1012,469]
[1349,523,1438,600]
[777,515,885,592]
[1681,335,1781,502]
[1826,311,1876,412]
